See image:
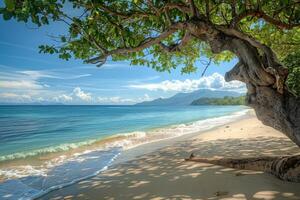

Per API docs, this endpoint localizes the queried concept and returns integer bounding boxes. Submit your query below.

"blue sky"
[0,12,245,105]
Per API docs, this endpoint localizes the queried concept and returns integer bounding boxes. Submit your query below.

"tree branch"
[230,0,237,19]
[88,3,153,20]
[146,0,160,16]
[87,22,187,66]
[60,13,107,54]
[231,9,300,29]
[90,1,191,24]
[205,0,210,19]
[185,154,300,182]
[217,25,288,93]
[201,58,212,77]
[162,3,191,14]
[147,1,191,15]
[158,31,192,53]
[188,0,200,18]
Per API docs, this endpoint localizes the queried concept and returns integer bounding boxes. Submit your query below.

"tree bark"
[185,155,300,182]
[224,39,300,147]
[187,20,300,147]
[183,20,300,182]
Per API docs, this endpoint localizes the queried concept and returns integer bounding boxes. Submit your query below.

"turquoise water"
[0,105,245,160]
[0,105,247,199]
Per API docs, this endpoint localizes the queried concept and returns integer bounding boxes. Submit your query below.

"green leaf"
[0,0,298,77]
[61,36,67,43]
[2,11,12,20]
[4,0,15,11]
[41,16,49,24]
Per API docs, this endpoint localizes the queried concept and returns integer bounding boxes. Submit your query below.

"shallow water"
[0,105,247,199]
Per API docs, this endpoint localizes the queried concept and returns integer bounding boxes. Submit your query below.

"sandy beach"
[39,112,300,200]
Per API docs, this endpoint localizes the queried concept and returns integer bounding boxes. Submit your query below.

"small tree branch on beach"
[185,154,300,182]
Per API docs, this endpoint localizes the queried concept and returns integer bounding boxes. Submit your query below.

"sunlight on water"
[0,105,247,199]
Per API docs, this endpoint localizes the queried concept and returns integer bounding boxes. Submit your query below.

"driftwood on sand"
[185,154,300,182]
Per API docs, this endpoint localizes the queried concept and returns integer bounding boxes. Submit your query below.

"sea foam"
[0,148,121,200]
[0,139,97,162]
[0,109,249,200]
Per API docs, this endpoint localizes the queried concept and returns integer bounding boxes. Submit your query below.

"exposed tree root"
[185,154,300,182]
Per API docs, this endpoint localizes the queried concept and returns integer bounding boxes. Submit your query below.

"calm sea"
[0,105,247,199]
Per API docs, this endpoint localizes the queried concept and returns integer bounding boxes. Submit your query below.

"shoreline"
[39,111,300,200]
[0,108,249,200]
[0,105,246,164]
[0,107,248,164]
[0,109,248,171]
[28,110,250,200]
[112,109,252,165]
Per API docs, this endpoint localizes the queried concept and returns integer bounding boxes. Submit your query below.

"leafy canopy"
[283,50,300,96]
[0,0,299,73]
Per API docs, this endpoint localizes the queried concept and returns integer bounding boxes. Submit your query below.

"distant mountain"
[136,89,243,106]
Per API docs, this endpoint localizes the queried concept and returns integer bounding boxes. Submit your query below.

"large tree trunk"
[186,20,300,182]
[224,38,300,147]
[187,20,300,146]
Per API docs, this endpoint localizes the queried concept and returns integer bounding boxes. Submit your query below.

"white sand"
[39,112,300,200]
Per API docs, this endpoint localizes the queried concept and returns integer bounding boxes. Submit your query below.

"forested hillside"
[191,96,245,105]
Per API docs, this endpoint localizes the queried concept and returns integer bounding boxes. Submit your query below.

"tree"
[1,0,299,143]
[1,0,300,180]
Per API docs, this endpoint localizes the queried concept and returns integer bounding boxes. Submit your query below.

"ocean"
[0,105,247,199]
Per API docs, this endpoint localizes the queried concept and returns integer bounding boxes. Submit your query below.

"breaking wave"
[0,109,249,200]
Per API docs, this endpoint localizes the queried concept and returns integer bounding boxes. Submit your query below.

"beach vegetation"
[191,96,246,105]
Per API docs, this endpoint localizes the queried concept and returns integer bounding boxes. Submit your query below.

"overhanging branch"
[162,2,191,14]
[201,58,212,77]
[188,0,200,18]
[216,25,288,94]
[87,3,153,19]
[86,22,187,66]
[231,9,300,29]
[158,31,192,52]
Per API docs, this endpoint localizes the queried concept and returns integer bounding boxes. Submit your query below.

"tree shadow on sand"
[40,136,300,200]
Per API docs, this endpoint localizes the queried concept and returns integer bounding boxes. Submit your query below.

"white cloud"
[0,93,32,102]
[0,80,44,90]
[0,85,153,105]
[0,70,91,89]
[19,70,91,80]
[137,94,151,102]
[97,96,135,104]
[54,94,73,102]
[37,97,45,102]
[0,67,93,104]
[73,87,92,101]
[67,74,91,79]
[0,70,51,91]
[97,94,152,104]
[128,73,246,93]
[19,70,55,79]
